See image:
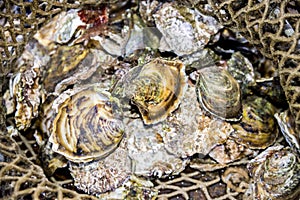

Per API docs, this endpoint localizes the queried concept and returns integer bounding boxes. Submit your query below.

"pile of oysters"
[4,1,300,199]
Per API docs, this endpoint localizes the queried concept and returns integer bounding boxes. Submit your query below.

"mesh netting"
[195,0,300,132]
[0,132,98,199]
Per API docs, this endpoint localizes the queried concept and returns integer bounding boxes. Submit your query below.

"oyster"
[209,139,258,164]
[113,58,187,125]
[227,52,256,96]
[70,138,131,194]
[42,44,88,93]
[230,96,278,149]
[275,110,300,153]
[244,145,300,200]
[48,84,125,163]
[153,2,222,56]
[196,66,242,121]
[8,41,50,130]
[34,9,86,46]
[126,117,189,177]
[161,86,233,158]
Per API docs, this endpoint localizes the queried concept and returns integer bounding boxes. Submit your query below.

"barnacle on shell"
[196,66,242,121]
[113,58,187,125]
[49,85,125,163]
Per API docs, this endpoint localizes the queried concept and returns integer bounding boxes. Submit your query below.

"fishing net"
[195,0,300,132]
[0,0,299,199]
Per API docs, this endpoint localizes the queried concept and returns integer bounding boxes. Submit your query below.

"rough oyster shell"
[196,66,242,121]
[162,85,234,158]
[49,84,125,163]
[153,2,222,56]
[70,138,131,194]
[275,110,300,154]
[209,139,258,164]
[227,52,256,96]
[8,41,50,130]
[113,58,187,125]
[244,145,300,200]
[34,9,85,46]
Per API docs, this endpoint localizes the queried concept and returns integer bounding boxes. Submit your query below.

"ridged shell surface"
[49,85,124,163]
[113,58,187,125]
[196,66,242,121]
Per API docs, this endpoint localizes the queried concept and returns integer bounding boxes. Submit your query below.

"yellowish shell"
[49,85,124,163]
[113,58,187,125]
[231,96,278,149]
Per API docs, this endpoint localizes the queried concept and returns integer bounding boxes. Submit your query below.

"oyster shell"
[244,145,300,200]
[43,44,88,93]
[48,84,125,163]
[230,96,278,149]
[8,41,50,130]
[70,138,131,194]
[161,86,233,158]
[113,58,187,125]
[221,167,250,193]
[153,2,222,56]
[196,66,242,121]
[209,139,258,164]
[126,117,189,177]
[275,110,300,153]
[227,52,256,96]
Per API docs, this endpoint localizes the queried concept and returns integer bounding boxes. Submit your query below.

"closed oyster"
[8,41,50,130]
[275,110,300,153]
[196,66,242,121]
[227,52,256,96]
[244,145,300,200]
[126,118,189,177]
[153,2,222,56]
[230,96,278,149]
[209,139,258,164]
[113,58,187,125]
[10,66,41,130]
[49,84,125,163]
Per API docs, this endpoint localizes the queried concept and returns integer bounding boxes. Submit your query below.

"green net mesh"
[0,0,299,199]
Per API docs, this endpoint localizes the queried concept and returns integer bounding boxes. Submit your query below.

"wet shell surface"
[275,110,300,154]
[230,96,278,149]
[113,58,187,125]
[196,66,242,121]
[49,84,125,163]
[244,145,300,200]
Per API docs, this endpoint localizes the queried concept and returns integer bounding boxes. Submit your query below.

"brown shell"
[230,96,278,149]
[196,66,242,121]
[49,85,124,163]
[113,58,187,125]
